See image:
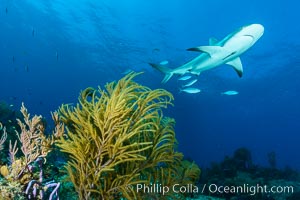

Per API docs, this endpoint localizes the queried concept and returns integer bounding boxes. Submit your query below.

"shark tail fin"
[149,63,173,83]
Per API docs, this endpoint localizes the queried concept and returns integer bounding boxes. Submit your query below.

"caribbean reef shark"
[150,24,264,83]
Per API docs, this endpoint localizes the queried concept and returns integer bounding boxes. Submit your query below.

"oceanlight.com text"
[205,183,294,196]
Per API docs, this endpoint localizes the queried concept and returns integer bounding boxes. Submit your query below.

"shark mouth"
[243,34,255,40]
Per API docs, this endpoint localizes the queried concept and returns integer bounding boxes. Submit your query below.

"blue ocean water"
[0,0,299,172]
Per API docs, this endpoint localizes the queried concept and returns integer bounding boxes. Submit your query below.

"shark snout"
[252,24,264,36]
[245,24,264,38]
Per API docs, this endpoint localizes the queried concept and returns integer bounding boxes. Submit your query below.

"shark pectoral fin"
[187,46,222,57]
[209,37,219,45]
[226,57,243,77]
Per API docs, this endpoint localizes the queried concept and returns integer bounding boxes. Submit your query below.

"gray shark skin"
[150,24,264,83]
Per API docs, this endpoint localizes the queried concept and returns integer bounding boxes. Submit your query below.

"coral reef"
[57,72,200,199]
[0,101,22,165]
[0,104,63,199]
[0,72,200,199]
[200,147,300,200]
[0,123,7,152]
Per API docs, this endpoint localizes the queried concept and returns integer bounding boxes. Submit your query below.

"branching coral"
[0,104,63,199]
[57,72,200,199]
[0,122,7,152]
[15,103,52,178]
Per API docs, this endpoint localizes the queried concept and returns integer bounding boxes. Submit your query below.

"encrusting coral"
[57,72,200,199]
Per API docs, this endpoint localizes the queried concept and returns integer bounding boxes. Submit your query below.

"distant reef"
[199,147,300,200]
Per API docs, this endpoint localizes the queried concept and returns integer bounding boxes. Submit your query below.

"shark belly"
[191,60,224,75]
[223,36,255,57]
[191,36,256,75]
[189,54,228,75]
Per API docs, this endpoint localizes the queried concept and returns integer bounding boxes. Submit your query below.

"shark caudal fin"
[149,63,173,83]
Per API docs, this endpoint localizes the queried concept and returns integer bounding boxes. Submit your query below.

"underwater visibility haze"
[0,0,300,199]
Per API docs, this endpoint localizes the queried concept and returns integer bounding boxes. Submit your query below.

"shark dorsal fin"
[209,37,219,45]
[226,57,243,77]
[187,46,223,57]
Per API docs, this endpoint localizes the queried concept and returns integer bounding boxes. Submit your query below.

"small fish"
[159,60,169,65]
[221,90,239,95]
[55,51,58,60]
[5,8,8,14]
[12,56,15,63]
[152,48,160,53]
[182,79,197,87]
[179,87,201,94]
[25,65,29,72]
[9,104,13,107]
[178,75,192,81]
[32,28,35,37]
